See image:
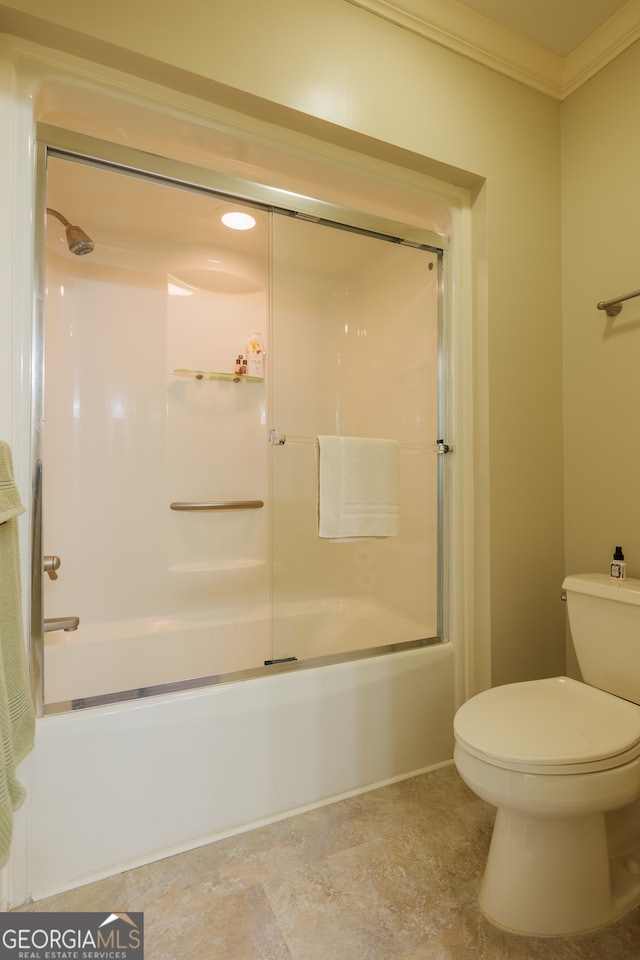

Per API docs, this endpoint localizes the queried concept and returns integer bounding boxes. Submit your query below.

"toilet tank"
[563,573,640,705]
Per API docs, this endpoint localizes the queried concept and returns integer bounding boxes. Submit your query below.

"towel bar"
[597,287,640,317]
[170,501,264,511]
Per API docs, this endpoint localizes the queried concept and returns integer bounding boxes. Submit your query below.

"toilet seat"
[454,676,640,775]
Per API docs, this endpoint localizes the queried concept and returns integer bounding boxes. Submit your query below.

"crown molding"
[563,0,640,97]
[345,0,640,100]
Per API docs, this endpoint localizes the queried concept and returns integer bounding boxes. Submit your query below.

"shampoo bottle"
[246,332,265,378]
[610,546,627,580]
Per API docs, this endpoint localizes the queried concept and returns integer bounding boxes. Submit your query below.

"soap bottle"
[610,546,627,581]
[246,332,265,378]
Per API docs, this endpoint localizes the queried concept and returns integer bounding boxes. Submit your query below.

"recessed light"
[221,211,256,231]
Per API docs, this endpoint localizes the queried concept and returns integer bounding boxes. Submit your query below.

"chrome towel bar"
[170,500,264,511]
[597,288,640,317]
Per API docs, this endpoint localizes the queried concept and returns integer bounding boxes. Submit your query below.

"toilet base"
[480,807,640,936]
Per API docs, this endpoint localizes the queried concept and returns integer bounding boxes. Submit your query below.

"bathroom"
[1,0,640,947]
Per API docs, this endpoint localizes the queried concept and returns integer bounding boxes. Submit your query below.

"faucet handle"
[44,555,61,581]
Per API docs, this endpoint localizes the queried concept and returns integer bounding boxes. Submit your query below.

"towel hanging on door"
[317,436,400,540]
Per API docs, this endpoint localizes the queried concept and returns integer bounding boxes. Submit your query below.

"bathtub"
[44,607,270,705]
[44,596,437,705]
[29,640,456,901]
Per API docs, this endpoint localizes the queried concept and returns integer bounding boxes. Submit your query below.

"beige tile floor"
[13,764,640,958]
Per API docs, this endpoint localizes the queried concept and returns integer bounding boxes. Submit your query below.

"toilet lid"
[454,676,640,770]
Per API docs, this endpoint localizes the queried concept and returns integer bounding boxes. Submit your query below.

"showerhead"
[46,208,95,256]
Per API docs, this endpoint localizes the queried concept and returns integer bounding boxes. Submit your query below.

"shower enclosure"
[33,132,443,713]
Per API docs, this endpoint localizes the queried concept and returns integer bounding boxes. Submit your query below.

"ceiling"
[454,0,629,56]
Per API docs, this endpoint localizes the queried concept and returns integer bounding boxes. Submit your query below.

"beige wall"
[0,0,567,687]
[562,41,640,659]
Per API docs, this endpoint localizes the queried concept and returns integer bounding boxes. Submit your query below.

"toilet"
[454,573,640,937]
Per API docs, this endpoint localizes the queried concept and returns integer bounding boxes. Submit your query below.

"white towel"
[317,436,400,540]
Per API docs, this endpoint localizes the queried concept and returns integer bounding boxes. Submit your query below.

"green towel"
[0,442,36,868]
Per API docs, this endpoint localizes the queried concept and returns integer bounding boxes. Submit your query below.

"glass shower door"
[40,154,271,707]
[35,133,444,713]
[270,213,441,663]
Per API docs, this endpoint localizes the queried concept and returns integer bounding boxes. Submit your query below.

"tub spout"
[44,616,80,633]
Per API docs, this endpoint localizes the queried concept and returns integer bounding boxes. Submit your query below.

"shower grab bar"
[44,616,80,633]
[170,500,264,511]
[597,288,640,317]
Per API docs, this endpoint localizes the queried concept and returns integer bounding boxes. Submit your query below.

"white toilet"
[454,573,640,937]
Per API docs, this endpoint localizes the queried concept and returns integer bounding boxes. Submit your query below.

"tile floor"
[13,764,640,958]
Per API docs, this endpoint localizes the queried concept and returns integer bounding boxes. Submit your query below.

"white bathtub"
[272,596,436,661]
[28,640,456,901]
[44,608,270,704]
[44,596,436,705]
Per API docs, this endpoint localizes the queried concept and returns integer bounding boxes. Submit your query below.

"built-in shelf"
[173,368,263,383]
